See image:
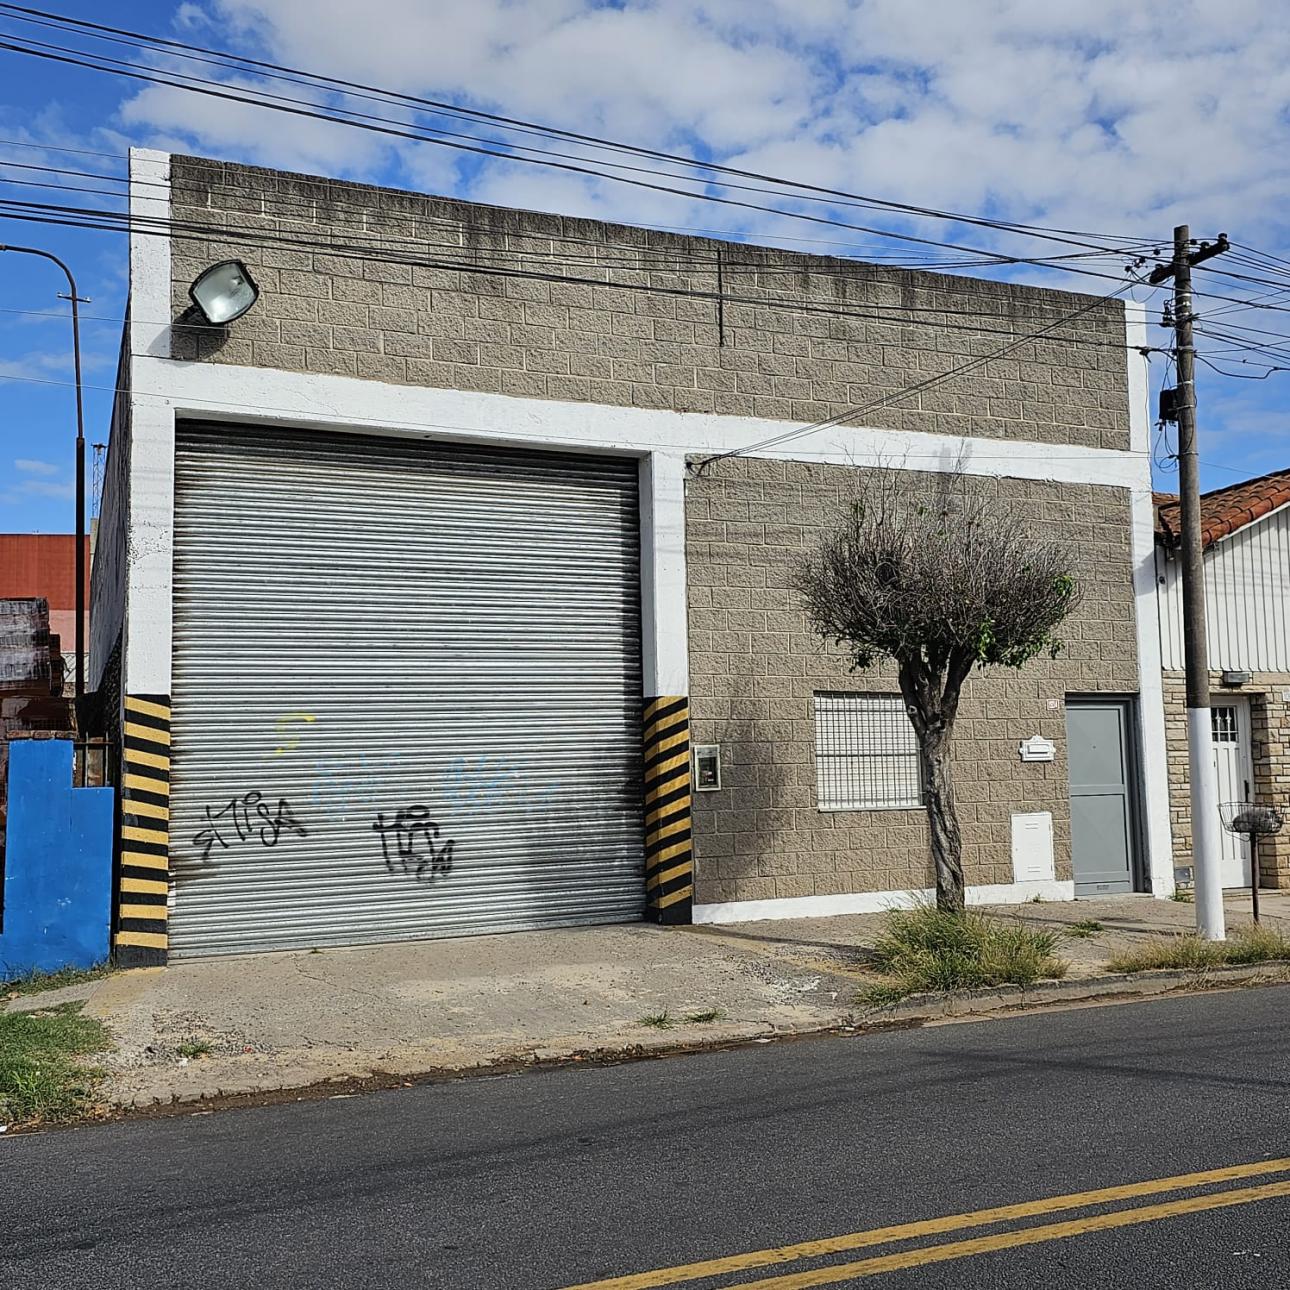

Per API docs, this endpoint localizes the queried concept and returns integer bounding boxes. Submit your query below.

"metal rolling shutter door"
[168,422,645,956]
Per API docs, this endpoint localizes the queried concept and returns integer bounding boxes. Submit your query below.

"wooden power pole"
[1150,225,1230,939]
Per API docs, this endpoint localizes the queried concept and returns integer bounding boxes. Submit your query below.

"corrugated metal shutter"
[168,422,645,956]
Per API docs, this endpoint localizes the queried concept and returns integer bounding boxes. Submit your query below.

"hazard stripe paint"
[121,849,169,871]
[125,720,172,747]
[124,696,171,722]
[654,883,694,910]
[117,694,172,967]
[124,798,170,822]
[114,929,168,950]
[119,902,169,923]
[121,876,169,896]
[642,696,693,925]
[124,771,170,795]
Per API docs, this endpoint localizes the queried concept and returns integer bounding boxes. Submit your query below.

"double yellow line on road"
[564,1156,1290,1288]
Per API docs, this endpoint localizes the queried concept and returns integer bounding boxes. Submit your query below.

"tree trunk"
[920,728,965,914]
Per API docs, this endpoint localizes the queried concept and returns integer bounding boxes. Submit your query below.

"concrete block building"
[90,149,1171,964]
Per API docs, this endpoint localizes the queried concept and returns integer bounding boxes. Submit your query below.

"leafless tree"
[795,467,1079,913]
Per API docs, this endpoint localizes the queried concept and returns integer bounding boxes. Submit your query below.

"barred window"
[1212,706,1238,743]
[814,692,923,811]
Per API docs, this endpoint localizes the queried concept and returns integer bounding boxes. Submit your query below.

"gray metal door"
[1066,699,1138,896]
[169,423,645,956]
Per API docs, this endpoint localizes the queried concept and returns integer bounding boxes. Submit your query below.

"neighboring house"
[0,534,88,683]
[1156,471,1290,890]
[89,148,1170,966]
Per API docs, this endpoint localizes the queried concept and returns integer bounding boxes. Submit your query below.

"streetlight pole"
[0,244,90,704]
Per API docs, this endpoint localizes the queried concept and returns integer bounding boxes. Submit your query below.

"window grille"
[1212,706,1238,744]
[814,692,923,810]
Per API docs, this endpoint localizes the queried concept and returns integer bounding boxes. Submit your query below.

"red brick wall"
[0,535,89,608]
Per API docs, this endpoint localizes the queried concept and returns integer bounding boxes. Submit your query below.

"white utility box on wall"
[1011,811,1056,883]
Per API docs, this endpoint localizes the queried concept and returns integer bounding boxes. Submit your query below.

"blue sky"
[4,0,1290,531]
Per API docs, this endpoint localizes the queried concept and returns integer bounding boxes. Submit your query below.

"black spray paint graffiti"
[372,807,455,882]
[193,791,307,863]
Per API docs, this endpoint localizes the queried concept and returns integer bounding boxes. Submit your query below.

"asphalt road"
[4,985,1290,1289]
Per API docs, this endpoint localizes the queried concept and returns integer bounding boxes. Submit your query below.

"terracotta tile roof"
[1154,469,1290,549]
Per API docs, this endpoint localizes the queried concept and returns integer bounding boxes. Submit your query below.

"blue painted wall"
[1,740,114,977]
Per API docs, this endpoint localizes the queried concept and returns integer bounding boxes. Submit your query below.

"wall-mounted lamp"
[1220,670,1252,688]
[189,259,259,325]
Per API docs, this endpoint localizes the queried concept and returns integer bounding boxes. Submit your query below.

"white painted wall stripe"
[694,880,1077,924]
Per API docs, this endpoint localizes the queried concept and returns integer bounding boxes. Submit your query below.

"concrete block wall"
[1163,670,1290,889]
[167,156,1132,453]
[685,460,1141,904]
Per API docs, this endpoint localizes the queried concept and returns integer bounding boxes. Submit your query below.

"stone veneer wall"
[167,155,1132,452]
[1162,670,1290,889]
[686,461,1142,905]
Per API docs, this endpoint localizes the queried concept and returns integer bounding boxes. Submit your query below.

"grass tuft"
[2,962,112,998]
[682,1009,725,1025]
[858,905,1068,1005]
[637,1012,675,1030]
[1066,919,1105,939]
[1108,924,1290,974]
[177,1039,214,1059]
[0,1002,111,1126]
[1171,889,1195,903]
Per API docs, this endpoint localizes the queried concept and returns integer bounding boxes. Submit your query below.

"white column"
[638,452,689,698]
[1190,707,1227,939]
[1125,301,1176,895]
[124,148,176,699]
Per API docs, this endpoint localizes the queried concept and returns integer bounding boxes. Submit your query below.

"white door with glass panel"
[1211,699,1253,887]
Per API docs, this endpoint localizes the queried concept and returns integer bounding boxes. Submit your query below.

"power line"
[0,142,1164,267]
[0,159,1156,278]
[0,365,1155,474]
[0,196,1152,352]
[693,279,1146,470]
[0,3,1155,254]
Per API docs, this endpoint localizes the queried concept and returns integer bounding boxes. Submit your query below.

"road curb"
[67,959,1290,1127]
[855,960,1290,1022]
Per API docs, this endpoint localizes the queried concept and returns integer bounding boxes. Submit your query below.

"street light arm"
[0,243,78,294]
[1,241,88,704]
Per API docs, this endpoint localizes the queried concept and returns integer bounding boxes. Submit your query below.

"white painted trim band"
[694,880,1076,924]
[132,356,1149,490]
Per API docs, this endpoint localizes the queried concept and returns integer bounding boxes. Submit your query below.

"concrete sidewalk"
[16,891,1290,1109]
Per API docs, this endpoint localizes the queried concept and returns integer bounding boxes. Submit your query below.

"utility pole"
[1150,226,1230,939]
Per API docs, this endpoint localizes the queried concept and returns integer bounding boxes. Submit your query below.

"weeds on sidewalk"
[1108,924,1290,974]
[1066,919,1105,939]
[637,1009,726,1029]
[637,1012,675,1029]
[858,906,1068,1005]
[177,1039,214,1059]
[0,1002,111,1127]
[2,962,112,1000]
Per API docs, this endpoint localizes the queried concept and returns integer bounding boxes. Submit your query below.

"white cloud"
[14,458,59,476]
[98,0,1290,262]
[0,477,75,505]
[0,350,74,380]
